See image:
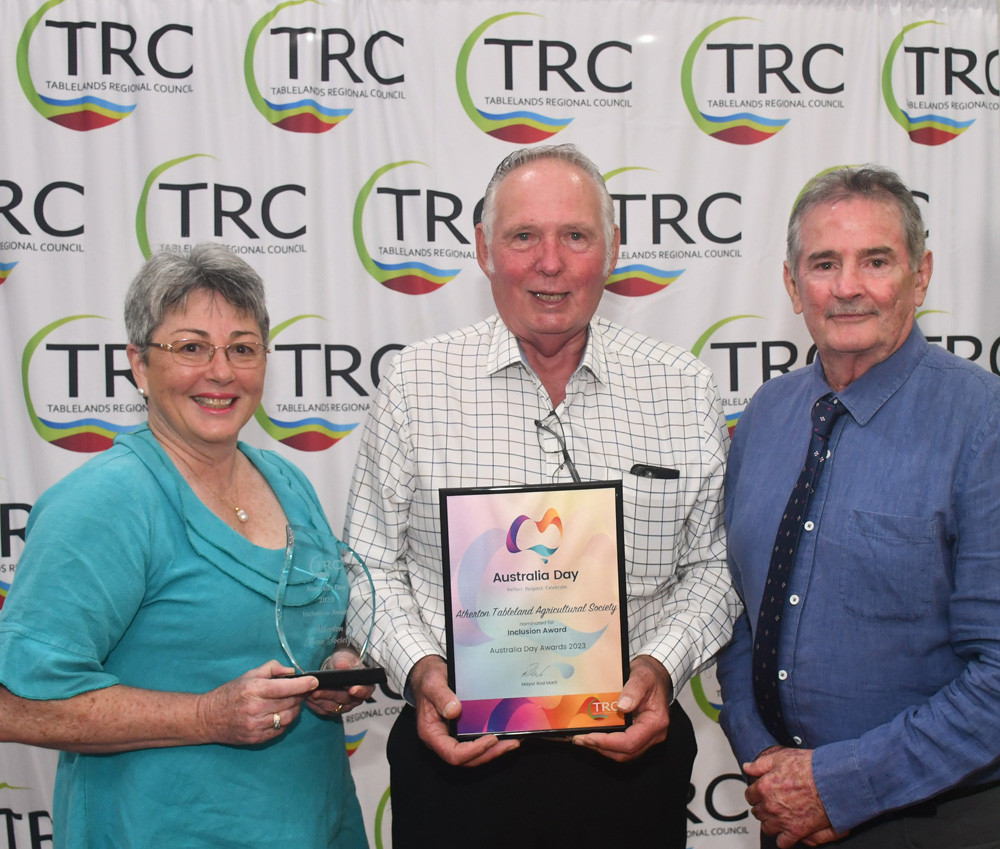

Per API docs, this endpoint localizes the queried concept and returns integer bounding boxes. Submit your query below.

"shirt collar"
[812,325,929,425]
[483,314,607,385]
[484,315,523,374]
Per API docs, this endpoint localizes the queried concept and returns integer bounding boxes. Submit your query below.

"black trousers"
[387,702,697,848]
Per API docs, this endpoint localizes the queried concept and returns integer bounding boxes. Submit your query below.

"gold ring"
[272,712,281,729]
[333,703,344,715]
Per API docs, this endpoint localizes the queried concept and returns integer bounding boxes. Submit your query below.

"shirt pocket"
[838,509,940,621]
[620,472,684,578]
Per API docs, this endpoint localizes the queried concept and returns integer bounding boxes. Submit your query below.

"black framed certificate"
[440,482,629,738]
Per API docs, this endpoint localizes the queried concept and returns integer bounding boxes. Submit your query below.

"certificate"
[440,482,629,738]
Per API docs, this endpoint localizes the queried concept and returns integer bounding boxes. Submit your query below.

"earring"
[138,387,146,398]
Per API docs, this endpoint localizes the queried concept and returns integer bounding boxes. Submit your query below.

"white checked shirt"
[344,314,739,696]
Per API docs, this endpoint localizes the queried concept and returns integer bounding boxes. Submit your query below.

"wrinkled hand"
[573,654,671,762]
[197,659,318,745]
[410,655,520,767]
[307,648,376,717]
[744,747,847,847]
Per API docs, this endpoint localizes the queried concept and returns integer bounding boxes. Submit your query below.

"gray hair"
[787,165,926,275]
[480,143,616,274]
[124,244,270,360]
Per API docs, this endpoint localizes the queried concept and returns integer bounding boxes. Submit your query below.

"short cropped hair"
[787,165,926,275]
[480,143,616,274]
[124,243,270,361]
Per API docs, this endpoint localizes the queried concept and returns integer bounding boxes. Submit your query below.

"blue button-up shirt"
[717,327,1000,832]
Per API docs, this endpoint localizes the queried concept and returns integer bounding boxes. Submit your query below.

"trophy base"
[293,666,387,689]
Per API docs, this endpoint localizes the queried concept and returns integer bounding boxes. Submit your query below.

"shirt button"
[789,594,800,605]
[803,520,815,532]
[826,449,831,459]
[778,669,788,680]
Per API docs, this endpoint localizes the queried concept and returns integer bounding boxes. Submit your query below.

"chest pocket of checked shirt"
[621,472,684,578]
[838,509,942,621]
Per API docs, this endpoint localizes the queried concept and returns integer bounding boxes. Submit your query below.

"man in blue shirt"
[718,165,1000,848]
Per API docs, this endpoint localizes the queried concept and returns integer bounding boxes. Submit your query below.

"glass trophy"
[275,524,386,689]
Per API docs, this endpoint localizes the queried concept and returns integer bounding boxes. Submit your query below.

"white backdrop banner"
[1,1,998,847]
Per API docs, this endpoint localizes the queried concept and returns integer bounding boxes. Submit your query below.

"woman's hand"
[197,659,318,745]
[306,648,376,717]
[0,660,318,753]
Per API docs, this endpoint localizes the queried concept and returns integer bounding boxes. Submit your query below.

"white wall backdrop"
[1,1,998,847]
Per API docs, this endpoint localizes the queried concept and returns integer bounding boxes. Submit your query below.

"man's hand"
[572,654,671,762]
[409,655,520,767]
[744,747,847,847]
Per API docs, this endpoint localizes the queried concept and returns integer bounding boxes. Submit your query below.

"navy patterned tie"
[752,393,846,745]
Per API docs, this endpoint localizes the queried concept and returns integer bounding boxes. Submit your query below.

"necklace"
[174,453,249,523]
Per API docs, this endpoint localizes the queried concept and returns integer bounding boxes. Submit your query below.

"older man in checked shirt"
[344,143,739,847]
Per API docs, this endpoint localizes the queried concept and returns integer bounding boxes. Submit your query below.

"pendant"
[235,507,249,523]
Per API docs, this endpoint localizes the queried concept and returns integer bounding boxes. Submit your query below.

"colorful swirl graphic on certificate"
[441,482,628,738]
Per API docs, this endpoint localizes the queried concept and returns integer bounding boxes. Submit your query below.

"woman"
[0,244,372,847]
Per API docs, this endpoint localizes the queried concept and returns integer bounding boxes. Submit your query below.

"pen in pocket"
[629,463,680,480]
